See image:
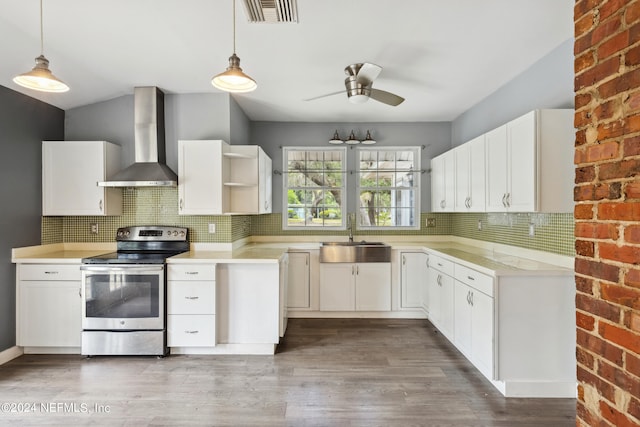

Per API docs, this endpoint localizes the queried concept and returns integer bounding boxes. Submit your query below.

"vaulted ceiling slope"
[0,0,573,122]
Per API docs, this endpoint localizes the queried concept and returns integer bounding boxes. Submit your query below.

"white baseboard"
[287,311,428,319]
[169,343,277,355]
[491,379,577,398]
[0,346,23,365]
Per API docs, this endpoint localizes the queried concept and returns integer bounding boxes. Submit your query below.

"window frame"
[282,146,347,231]
[356,146,421,231]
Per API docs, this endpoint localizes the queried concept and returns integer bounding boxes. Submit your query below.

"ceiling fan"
[306,62,405,106]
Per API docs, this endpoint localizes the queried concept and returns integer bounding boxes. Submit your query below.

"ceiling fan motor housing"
[345,76,371,104]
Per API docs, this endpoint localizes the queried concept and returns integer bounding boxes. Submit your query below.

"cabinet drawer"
[428,254,454,276]
[167,315,216,347]
[167,281,216,314]
[19,264,81,281]
[455,264,493,297]
[168,264,216,281]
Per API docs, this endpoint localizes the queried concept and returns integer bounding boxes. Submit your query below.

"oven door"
[80,265,165,331]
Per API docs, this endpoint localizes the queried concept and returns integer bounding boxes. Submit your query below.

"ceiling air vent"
[242,0,298,23]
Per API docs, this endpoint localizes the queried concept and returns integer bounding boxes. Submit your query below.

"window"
[283,147,346,229]
[357,147,420,229]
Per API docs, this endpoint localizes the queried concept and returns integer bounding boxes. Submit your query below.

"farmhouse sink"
[320,241,391,263]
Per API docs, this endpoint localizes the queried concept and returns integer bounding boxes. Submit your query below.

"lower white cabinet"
[453,266,494,379]
[167,264,216,348]
[17,264,82,350]
[400,252,428,309]
[320,263,391,311]
[287,251,310,309]
[427,256,455,340]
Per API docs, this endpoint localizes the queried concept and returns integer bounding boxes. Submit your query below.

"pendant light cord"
[232,0,236,54]
[39,0,44,55]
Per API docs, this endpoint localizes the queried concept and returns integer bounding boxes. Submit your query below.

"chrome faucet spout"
[347,214,354,242]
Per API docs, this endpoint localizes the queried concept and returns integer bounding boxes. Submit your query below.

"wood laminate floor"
[0,319,575,426]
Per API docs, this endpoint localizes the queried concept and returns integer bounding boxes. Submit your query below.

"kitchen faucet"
[347,213,354,242]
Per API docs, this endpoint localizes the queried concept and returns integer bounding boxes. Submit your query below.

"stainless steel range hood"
[98,87,177,187]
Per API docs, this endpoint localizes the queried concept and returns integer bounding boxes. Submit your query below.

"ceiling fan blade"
[370,88,405,106]
[356,63,382,85]
[304,90,345,101]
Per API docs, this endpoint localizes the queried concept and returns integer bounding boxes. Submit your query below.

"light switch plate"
[90,223,98,234]
[208,223,216,234]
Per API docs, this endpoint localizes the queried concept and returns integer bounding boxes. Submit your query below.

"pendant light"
[345,130,360,145]
[329,130,343,145]
[361,130,376,145]
[211,0,257,93]
[13,0,69,93]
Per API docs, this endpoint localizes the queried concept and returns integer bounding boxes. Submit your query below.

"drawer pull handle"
[185,272,199,275]
[44,271,59,275]
[467,276,475,281]
[185,296,199,300]
[437,263,443,267]
[184,330,199,334]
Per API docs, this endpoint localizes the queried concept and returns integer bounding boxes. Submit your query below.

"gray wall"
[0,86,64,352]
[451,38,574,146]
[66,92,235,172]
[229,96,251,145]
[249,122,452,213]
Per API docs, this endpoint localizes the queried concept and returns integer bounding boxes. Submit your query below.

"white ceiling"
[0,0,573,123]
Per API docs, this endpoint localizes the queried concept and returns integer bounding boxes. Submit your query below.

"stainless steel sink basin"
[320,241,391,263]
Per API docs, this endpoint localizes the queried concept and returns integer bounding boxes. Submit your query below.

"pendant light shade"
[345,130,360,145]
[13,0,69,93]
[329,130,343,145]
[211,0,257,93]
[361,130,376,145]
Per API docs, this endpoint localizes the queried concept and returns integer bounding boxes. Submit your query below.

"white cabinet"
[454,135,486,212]
[430,150,455,212]
[42,141,122,215]
[178,140,273,215]
[400,252,428,309]
[320,263,391,311]
[287,251,310,309]
[167,264,216,348]
[17,264,82,350]
[427,255,454,340]
[485,109,574,212]
[453,265,494,379]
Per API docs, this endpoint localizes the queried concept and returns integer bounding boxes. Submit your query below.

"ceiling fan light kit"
[14,0,69,93]
[212,0,257,93]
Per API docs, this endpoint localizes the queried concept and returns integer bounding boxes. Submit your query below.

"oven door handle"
[80,265,165,272]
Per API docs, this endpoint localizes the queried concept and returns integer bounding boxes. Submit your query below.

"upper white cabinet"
[430,150,455,212]
[454,135,486,212]
[178,140,272,215]
[485,109,574,212]
[42,141,122,216]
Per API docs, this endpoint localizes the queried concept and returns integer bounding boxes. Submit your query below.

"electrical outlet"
[529,223,535,237]
[90,223,99,234]
[426,218,436,228]
[477,219,483,231]
[208,223,216,234]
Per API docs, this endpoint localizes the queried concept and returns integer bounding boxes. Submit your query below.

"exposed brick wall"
[575,1,640,426]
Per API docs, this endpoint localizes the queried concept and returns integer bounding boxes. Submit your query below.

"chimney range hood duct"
[98,87,178,187]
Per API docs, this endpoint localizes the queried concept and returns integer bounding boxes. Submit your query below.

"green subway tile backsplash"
[41,187,574,257]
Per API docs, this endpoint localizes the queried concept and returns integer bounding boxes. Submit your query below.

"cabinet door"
[485,126,509,212]
[506,111,537,211]
[355,263,391,311]
[43,141,122,216]
[454,281,472,357]
[287,252,310,308]
[178,140,225,215]
[427,268,442,328]
[401,252,426,309]
[468,135,486,212]
[471,290,494,379]
[259,148,273,214]
[431,153,454,212]
[421,256,430,313]
[319,264,355,311]
[19,281,81,347]
[454,144,470,212]
[439,272,455,340]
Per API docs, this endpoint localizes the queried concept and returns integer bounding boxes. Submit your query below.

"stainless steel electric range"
[80,226,189,356]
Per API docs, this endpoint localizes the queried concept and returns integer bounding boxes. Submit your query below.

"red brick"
[577,240,596,257]
[576,128,588,146]
[626,182,640,199]
[576,204,595,219]
[576,0,603,21]
[600,0,627,21]
[599,242,640,264]
[626,44,640,66]
[598,202,640,220]
[576,165,596,183]
[577,275,595,294]
[577,329,624,367]
[575,109,593,129]
[626,269,640,289]
[627,1,640,25]
[576,10,596,38]
[599,399,640,427]
[629,397,640,424]
[601,282,640,309]
[630,311,640,333]
[577,292,622,322]
[623,136,640,156]
[598,119,625,140]
[630,20,640,44]
[599,322,640,354]
[576,222,620,239]
[576,147,588,164]
[626,91,640,112]
[587,141,620,162]
[593,16,623,45]
[626,113,640,133]
[574,182,622,201]
[626,224,640,243]
[598,360,640,399]
[576,93,593,110]
[576,56,620,90]
[599,68,640,99]
[578,365,617,402]
[599,159,640,180]
[595,99,622,121]
[598,30,629,60]
[575,33,594,57]
[577,347,596,370]
[577,311,597,331]
[627,352,640,378]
